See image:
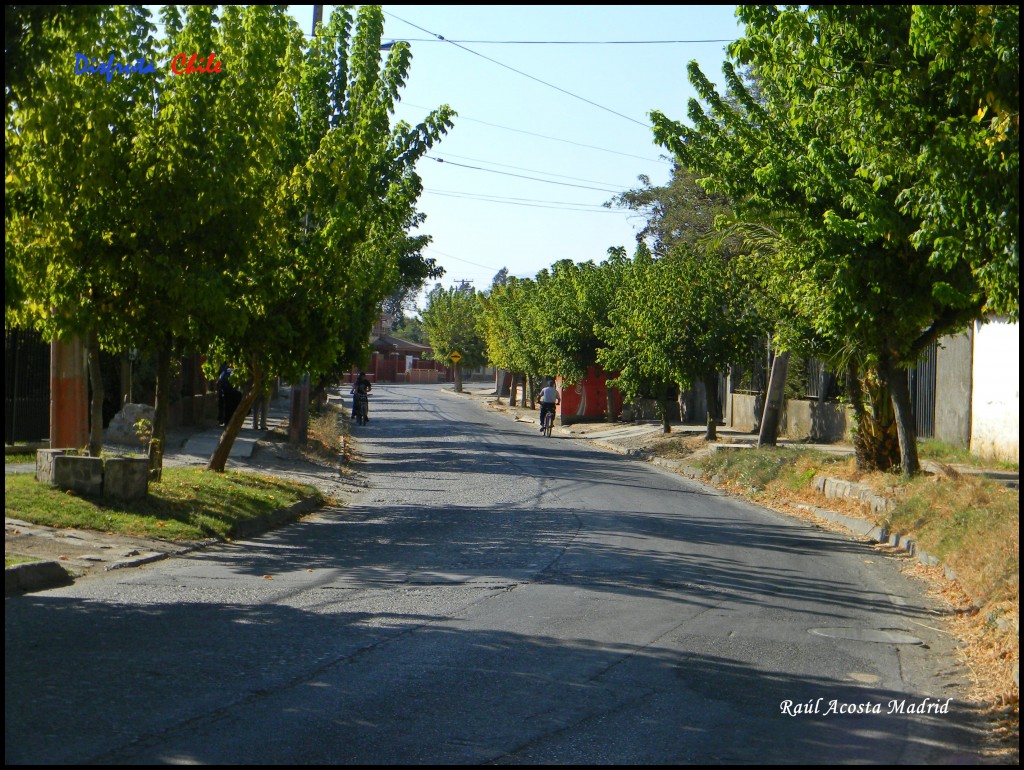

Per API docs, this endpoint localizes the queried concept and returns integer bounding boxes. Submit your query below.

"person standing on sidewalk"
[539,379,560,432]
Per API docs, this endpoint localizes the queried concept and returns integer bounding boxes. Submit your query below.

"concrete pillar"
[50,337,89,450]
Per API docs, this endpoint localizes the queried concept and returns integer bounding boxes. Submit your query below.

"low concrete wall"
[786,399,851,442]
[729,394,850,441]
[406,369,439,384]
[36,450,104,496]
[103,457,149,500]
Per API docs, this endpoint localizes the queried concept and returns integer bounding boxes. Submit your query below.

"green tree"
[123,5,302,476]
[422,283,486,393]
[652,5,1016,474]
[204,5,454,470]
[609,163,734,258]
[599,243,762,434]
[480,276,540,405]
[598,244,679,429]
[6,6,157,456]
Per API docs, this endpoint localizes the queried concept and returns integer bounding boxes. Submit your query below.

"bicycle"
[541,407,555,437]
[352,393,369,426]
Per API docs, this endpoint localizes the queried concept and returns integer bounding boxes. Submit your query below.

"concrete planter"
[103,457,150,500]
[35,449,149,499]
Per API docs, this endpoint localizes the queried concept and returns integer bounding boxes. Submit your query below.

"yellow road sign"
[449,351,462,363]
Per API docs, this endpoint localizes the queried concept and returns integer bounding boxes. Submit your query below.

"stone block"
[52,454,104,496]
[103,457,150,500]
[35,448,71,484]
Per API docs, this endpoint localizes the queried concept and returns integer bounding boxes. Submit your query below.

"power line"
[386,11,650,128]
[425,156,624,193]
[424,189,626,213]
[427,187,618,207]
[397,101,672,165]
[427,151,632,188]
[425,247,505,273]
[394,37,735,45]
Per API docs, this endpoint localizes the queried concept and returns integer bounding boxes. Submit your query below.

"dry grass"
[305,405,348,465]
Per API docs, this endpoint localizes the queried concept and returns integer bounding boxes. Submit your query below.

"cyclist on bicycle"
[350,372,372,422]
[538,379,560,432]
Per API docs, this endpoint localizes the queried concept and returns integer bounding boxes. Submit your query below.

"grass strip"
[4,467,322,542]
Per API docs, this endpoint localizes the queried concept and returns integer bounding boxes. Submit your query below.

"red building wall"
[556,366,622,424]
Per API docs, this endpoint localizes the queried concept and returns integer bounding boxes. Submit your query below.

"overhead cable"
[386,11,650,128]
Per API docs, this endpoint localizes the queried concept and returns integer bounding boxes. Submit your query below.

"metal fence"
[5,329,50,444]
[908,341,937,438]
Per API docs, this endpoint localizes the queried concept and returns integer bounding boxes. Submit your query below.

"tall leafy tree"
[205,5,454,470]
[652,5,1016,473]
[599,243,762,434]
[124,5,301,476]
[598,244,680,429]
[479,276,541,405]
[609,163,734,258]
[6,5,157,456]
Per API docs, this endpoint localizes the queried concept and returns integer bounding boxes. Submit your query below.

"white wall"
[970,317,1019,463]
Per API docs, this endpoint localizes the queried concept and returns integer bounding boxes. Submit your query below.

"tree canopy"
[650,4,1019,473]
[6,5,454,472]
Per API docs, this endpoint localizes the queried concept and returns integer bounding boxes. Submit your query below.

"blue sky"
[289,6,744,309]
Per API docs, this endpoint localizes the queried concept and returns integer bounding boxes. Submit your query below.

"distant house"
[368,332,442,383]
[342,314,450,384]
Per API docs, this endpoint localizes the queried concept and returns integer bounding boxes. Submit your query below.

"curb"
[5,560,73,595]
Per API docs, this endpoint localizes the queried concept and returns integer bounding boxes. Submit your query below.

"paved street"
[5,384,985,764]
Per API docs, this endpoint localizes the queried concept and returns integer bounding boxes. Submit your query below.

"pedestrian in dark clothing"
[218,364,242,426]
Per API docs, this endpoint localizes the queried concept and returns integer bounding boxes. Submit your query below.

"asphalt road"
[4,384,984,764]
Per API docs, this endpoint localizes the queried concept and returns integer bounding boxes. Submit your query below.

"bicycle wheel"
[544,412,553,437]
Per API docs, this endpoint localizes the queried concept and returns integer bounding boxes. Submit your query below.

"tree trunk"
[846,362,900,472]
[878,357,921,476]
[208,364,262,472]
[120,354,131,406]
[454,362,463,392]
[528,375,536,409]
[149,343,172,480]
[288,373,310,444]
[703,374,719,440]
[607,384,617,423]
[757,351,790,448]
[659,397,671,434]
[86,329,105,457]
